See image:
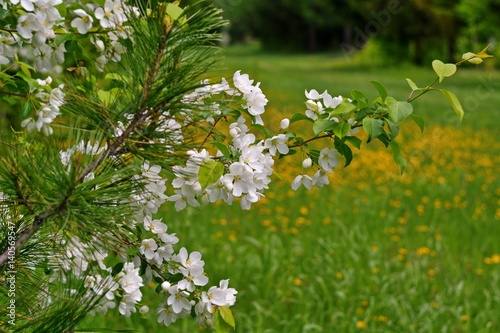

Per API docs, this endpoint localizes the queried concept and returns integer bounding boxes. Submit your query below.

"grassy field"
[78,46,500,332]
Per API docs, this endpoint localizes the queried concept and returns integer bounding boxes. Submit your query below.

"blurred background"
[212,0,500,66]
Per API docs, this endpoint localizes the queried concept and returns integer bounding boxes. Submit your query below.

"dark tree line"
[208,0,500,64]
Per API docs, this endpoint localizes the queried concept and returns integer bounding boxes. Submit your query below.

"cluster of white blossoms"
[20,76,65,136]
[167,73,352,211]
[2,0,133,71]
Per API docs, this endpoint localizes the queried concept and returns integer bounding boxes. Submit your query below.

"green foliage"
[198,161,225,189]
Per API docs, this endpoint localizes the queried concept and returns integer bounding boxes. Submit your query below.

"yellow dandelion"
[293,278,303,286]
[262,219,272,227]
[356,321,367,329]
[491,254,500,264]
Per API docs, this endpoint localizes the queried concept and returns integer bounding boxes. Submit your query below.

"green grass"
[78,46,500,332]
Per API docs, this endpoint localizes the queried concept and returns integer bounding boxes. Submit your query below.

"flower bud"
[302,158,312,168]
[139,305,149,314]
[161,281,171,292]
[280,118,290,129]
[462,52,483,65]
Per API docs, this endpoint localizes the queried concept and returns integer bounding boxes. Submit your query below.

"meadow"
[78,46,500,332]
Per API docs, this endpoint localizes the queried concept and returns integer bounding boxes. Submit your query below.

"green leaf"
[198,161,224,189]
[166,3,184,21]
[214,308,234,333]
[406,78,419,91]
[211,142,231,158]
[432,60,457,83]
[313,119,336,136]
[350,90,369,108]
[290,113,313,124]
[384,119,399,138]
[21,101,33,118]
[55,33,74,46]
[345,136,362,149]
[332,122,351,139]
[389,140,406,174]
[330,101,357,115]
[386,97,413,123]
[272,170,285,182]
[439,89,464,122]
[98,90,113,105]
[334,137,353,167]
[111,262,124,277]
[219,306,236,329]
[251,124,270,138]
[362,118,384,142]
[370,80,387,101]
[409,114,424,132]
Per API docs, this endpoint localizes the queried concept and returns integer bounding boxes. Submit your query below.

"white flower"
[139,305,149,314]
[140,238,158,260]
[292,175,313,190]
[167,284,192,314]
[71,9,94,34]
[312,170,329,188]
[17,13,42,39]
[305,89,325,100]
[143,215,167,234]
[119,263,143,293]
[233,70,254,94]
[264,134,289,156]
[323,93,343,109]
[178,266,209,292]
[227,162,254,197]
[318,147,339,173]
[305,100,324,120]
[175,247,204,270]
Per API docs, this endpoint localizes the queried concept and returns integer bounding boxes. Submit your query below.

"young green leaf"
[409,114,425,132]
[370,80,387,101]
[219,306,236,329]
[439,89,464,122]
[362,118,384,142]
[432,60,457,83]
[389,140,406,174]
[214,308,234,333]
[330,101,357,115]
[251,124,270,138]
[384,118,399,138]
[405,78,419,91]
[386,97,413,123]
[290,113,313,124]
[198,161,224,189]
[211,142,231,158]
[332,122,351,139]
[313,119,336,136]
